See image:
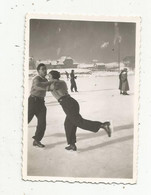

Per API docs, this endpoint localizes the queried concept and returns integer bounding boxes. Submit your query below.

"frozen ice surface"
[27,74,135,179]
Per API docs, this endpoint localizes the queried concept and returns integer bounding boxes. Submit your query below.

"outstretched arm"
[33,78,53,91]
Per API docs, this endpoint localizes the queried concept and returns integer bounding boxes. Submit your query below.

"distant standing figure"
[65,71,69,80]
[119,68,129,95]
[70,70,78,92]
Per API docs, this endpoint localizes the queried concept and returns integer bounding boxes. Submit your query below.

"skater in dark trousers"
[48,70,112,151]
[70,69,78,92]
[119,68,129,95]
[28,63,52,148]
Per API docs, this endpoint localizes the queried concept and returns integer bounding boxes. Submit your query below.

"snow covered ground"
[27,74,135,180]
[29,68,134,79]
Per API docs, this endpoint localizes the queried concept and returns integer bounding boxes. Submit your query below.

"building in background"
[35,56,78,69]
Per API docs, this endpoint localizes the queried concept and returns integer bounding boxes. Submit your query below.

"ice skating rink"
[27,74,135,179]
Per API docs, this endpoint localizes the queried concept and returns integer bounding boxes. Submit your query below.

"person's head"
[37,63,47,77]
[123,68,128,72]
[71,70,74,73]
[49,70,60,80]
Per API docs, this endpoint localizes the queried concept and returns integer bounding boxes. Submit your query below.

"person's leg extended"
[70,114,112,137]
[62,97,112,136]
[63,97,101,132]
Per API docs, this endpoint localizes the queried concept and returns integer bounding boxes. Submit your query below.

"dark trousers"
[59,96,101,145]
[70,80,77,92]
[28,96,47,141]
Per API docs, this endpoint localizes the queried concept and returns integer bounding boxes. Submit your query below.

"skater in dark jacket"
[70,70,78,92]
[48,70,112,151]
[119,68,129,95]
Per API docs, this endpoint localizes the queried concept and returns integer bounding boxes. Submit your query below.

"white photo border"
[22,14,141,183]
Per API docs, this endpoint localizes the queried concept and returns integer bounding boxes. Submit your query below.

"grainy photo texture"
[23,14,140,183]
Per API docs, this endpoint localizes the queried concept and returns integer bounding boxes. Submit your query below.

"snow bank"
[28,68,134,79]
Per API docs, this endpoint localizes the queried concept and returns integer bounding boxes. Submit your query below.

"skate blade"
[109,120,114,137]
[65,150,78,155]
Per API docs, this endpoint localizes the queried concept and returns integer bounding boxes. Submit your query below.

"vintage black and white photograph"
[23,14,140,183]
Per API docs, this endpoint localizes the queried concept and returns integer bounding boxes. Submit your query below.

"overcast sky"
[29,19,136,63]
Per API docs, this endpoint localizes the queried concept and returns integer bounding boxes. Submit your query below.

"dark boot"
[33,140,45,148]
[65,144,77,151]
[101,122,112,137]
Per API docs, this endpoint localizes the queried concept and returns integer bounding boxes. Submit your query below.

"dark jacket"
[119,71,129,91]
[70,72,77,83]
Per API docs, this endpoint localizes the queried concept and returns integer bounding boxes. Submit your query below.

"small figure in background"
[119,68,129,95]
[65,71,69,80]
[70,69,78,92]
